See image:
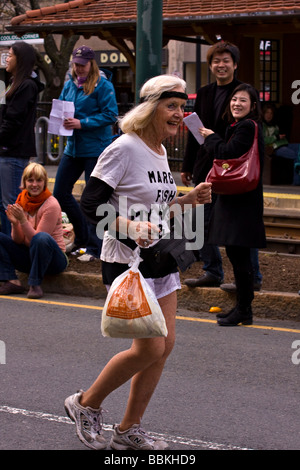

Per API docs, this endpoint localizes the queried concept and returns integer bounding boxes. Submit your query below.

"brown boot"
[27,285,43,299]
[0,281,25,295]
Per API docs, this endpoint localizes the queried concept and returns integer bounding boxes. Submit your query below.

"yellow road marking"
[263,192,300,200]
[1,296,300,334]
[0,295,101,310]
[176,315,300,333]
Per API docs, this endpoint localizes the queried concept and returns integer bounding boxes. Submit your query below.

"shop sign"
[95,50,129,66]
[0,33,44,46]
[95,49,167,66]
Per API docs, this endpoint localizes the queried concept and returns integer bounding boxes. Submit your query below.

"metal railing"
[163,121,189,172]
[35,116,67,164]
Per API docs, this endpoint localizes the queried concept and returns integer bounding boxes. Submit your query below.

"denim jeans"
[53,154,102,257]
[275,143,300,185]
[0,232,68,285]
[200,195,224,282]
[0,156,28,235]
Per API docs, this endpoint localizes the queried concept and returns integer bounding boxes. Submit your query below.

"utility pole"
[135,0,163,102]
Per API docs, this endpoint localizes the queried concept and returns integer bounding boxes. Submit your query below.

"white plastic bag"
[101,248,168,338]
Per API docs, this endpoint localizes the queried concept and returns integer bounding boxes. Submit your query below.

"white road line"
[0,405,250,450]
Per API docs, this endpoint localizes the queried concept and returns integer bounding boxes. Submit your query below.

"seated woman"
[262,103,300,185]
[0,163,68,299]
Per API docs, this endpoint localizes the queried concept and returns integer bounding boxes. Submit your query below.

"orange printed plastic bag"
[101,248,168,338]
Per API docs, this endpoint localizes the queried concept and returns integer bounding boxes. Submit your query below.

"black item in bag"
[140,234,198,277]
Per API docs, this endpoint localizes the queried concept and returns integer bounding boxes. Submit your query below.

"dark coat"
[0,74,44,158]
[182,78,242,184]
[204,118,266,248]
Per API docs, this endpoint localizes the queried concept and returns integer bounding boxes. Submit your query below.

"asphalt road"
[1,293,300,452]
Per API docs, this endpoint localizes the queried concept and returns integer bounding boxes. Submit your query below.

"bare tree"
[1,0,79,101]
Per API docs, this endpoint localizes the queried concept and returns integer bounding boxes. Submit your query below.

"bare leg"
[80,291,177,429]
[119,291,177,430]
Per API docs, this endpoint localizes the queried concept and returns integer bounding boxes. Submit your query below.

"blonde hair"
[119,74,186,134]
[71,59,100,95]
[21,163,48,190]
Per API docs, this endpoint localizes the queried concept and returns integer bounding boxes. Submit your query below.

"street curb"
[19,271,300,322]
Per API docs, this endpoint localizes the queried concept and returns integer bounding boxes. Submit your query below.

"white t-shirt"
[91,132,178,264]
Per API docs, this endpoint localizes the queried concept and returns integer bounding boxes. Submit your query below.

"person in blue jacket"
[53,46,118,260]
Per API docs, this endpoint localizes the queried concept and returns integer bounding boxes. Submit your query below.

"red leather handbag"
[206,121,260,195]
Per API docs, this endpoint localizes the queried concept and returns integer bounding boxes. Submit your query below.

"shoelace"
[84,408,103,435]
[130,425,155,444]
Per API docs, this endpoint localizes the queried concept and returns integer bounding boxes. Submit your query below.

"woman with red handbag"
[200,83,266,326]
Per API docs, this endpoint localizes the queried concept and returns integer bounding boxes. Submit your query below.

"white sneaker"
[64,390,107,450]
[110,424,169,450]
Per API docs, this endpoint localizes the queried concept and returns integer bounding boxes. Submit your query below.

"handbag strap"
[227,119,258,144]
[247,119,258,139]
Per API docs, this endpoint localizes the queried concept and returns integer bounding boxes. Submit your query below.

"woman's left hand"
[63,117,82,130]
[184,182,212,206]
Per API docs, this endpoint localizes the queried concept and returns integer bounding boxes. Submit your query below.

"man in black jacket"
[182,41,262,290]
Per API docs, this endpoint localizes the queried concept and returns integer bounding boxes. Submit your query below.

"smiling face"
[230,90,253,121]
[25,174,46,197]
[209,52,237,85]
[150,87,187,142]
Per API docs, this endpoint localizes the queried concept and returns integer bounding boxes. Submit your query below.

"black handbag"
[140,232,198,277]
[139,210,200,277]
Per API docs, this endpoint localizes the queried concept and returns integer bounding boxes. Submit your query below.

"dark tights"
[225,246,254,312]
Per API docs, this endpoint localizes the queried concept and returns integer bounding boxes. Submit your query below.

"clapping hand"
[6,203,26,225]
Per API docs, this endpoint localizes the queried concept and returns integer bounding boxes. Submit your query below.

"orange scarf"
[16,188,52,214]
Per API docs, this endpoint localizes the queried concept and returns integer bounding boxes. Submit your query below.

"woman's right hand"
[114,216,161,247]
[128,220,161,248]
[199,127,214,139]
[6,205,19,225]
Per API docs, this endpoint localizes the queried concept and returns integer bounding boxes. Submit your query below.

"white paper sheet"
[183,112,204,145]
[48,99,75,136]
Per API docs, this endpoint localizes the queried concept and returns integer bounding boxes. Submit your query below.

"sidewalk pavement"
[18,269,300,322]
[38,165,300,322]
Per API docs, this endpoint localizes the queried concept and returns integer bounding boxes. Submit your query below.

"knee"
[132,338,166,367]
[141,334,175,365]
[147,340,167,363]
[30,232,53,248]
[163,335,175,360]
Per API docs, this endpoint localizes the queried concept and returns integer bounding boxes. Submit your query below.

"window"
[259,39,280,102]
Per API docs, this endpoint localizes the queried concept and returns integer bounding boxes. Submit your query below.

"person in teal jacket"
[53,46,118,259]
